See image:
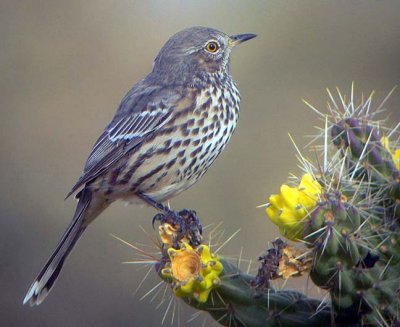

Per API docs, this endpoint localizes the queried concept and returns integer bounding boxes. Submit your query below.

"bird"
[23,26,256,306]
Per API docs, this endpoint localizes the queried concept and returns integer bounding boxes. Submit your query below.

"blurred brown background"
[1,1,400,326]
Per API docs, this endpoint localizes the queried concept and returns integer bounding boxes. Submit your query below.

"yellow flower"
[381,136,400,170]
[161,243,223,303]
[266,174,322,241]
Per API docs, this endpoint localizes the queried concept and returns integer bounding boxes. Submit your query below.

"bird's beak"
[229,33,257,47]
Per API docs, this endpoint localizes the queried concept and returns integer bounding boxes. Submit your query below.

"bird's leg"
[137,193,202,247]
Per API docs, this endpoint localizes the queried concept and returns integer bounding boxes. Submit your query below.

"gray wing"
[67,84,181,198]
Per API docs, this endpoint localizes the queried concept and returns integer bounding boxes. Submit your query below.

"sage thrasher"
[24,26,256,306]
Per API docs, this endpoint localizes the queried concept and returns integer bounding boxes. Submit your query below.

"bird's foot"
[153,209,202,248]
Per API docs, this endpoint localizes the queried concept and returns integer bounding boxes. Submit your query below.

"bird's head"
[151,26,256,85]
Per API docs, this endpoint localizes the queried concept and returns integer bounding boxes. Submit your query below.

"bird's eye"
[205,41,220,53]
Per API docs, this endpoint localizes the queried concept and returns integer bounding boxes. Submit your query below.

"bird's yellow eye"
[205,41,220,53]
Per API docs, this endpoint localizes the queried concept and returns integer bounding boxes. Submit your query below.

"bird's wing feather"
[66,84,181,198]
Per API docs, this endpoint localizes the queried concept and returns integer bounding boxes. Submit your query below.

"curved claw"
[152,213,165,229]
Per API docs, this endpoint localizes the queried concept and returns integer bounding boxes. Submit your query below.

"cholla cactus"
[124,86,399,326]
[267,86,400,325]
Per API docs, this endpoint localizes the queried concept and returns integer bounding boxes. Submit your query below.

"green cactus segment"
[301,112,400,325]
[305,197,361,290]
[305,194,400,324]
[331,118,399,180]
[181,259,331,327]
[331,117,400,224]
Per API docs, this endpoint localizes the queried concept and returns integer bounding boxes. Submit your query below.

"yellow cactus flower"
[394,150,400,170]
[381,136,400,170]
[161,243,223,303]
[266,174,322,241]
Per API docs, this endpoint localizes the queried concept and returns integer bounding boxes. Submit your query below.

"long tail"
[23,189,107,306]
